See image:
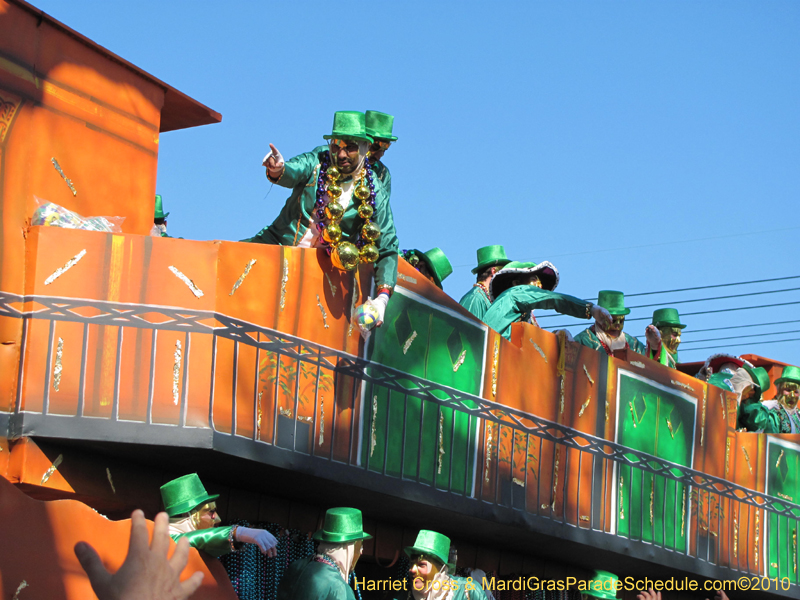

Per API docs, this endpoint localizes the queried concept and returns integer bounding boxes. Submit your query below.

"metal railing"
[2,290,799,591]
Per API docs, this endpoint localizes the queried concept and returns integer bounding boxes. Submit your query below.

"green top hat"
[154,194,169,220]
[404,530,450,567]
[776,365,800,387]
[160,473,218,517]
[490,260,559,299]
[742,364,772,402]
[471,245,511,274]
[584,570,619,600]
[312,507,373,543]
[365,110,398,142]
[403,248,453,289]
[323,111,373,143]
[597,291,630,316]
[652,308,686,329]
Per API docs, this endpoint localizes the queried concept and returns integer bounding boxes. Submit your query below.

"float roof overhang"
[10,0,222,132]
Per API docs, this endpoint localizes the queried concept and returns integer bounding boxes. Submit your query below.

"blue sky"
[33,0,800,366]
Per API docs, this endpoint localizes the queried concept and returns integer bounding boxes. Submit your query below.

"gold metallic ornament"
[325,201,344,220]
[354,185,370,201]
[361,221,381,242]
[327,166,340,180]
[331,242,360,271]
[327,183,343,199]
[323,222,342,244]
[359,244,379,263]
[357,203,374,219]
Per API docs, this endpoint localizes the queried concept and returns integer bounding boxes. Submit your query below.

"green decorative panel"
[766,439,800,583]
[360,288,486,495]
[615,370,696,551]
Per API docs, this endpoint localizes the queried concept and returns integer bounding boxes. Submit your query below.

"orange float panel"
[0,472,236,600]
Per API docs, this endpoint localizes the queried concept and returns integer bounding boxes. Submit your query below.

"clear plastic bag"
[31,196,125,233]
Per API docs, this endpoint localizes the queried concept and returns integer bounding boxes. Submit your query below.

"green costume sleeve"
[372,179,399,290]
[626,333,646,355]
[740,402,782,433]
[449,576,489,600]
[269,150,320,188]
[574,328,601,351]
[484,287,589,340]
[458,286,491,320]
[171,526,234,558]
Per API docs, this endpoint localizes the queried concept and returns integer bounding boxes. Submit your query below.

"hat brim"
[369,133,398,142]
[607,308,631,316]
[416,253,444,289]
[166,493,220,517]
[490,262,559,299]
[776,376,800,387]
[403,545,448,567]
[471,258,511,274]
[312,530,373,543]
[654,321,686,329]
[705,353,744,373]
[323,134,374,143]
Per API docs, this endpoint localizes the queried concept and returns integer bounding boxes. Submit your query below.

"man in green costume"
[698,354,771,430]
[458,245,511,320]
[740,365,800,433]
[402,248,453,290]
[365,110,397,193]
[574,291,645,358]
[151,194,169,237]
[278,507,371,600]
[399,530,488,600]
[644,308,686,368]
[161,473,277,558]
[248,111,399,326]
[483,261,610,340]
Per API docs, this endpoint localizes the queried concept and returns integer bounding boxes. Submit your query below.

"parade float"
[0,1,798,598]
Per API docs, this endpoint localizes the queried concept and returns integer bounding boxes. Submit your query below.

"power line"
[625,300,800,321]
[615,275,800,299]
[680,338,800,353]
[537,286,800,318]
[681,329,800,345]
[686,319,800,334]
[542,300,800,328]
[626,287,800,310]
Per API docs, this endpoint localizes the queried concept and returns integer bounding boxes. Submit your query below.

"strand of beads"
[314,151,380,271]
[354,160,380,265]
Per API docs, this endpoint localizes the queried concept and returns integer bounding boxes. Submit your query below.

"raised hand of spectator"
[637,589,661,600]
[707,591,729,600]
[74,509,204,600]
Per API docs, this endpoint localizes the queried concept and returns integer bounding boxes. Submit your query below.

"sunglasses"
[372,140,391,150]
[330,139,359,152]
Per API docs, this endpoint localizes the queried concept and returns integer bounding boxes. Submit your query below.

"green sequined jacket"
[245,147,398,290]
[574,327,645,356]
[277,556,356,600]
[483,286,591,340]
[459,285,492,321]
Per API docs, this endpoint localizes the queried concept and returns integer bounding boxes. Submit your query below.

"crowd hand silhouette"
[74,509,204,600]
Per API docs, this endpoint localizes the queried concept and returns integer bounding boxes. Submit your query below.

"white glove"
[235,526,278,557]
[645,324,661,350]
[554,329,574,342]
[262,143,285,177]
[591,304,612,329]
[369,292,390,327]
